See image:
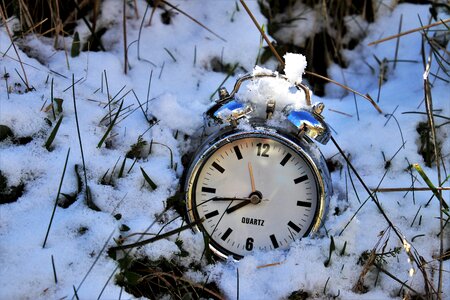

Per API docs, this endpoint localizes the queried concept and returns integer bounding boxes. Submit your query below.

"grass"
[0,6,31,90]
[97,100,124,148]
[44,115,63,151]
[2,0,449,299]
[72,74,101,211]
[43,148,70,248]
[140,167,158,191]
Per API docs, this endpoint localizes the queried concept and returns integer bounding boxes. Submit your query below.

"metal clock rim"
[185,129,328,260]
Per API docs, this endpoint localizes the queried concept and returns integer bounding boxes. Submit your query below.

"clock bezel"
[184,128,329,260]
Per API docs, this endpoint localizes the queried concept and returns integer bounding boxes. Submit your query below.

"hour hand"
[226,200,251,214]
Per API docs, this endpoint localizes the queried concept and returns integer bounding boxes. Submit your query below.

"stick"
[239,0,383,113]
[372,187,450,192]
[368,18,450,46]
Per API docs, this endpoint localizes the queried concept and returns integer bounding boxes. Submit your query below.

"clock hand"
[210,196,269,201]
[226,200,251,214]
[226,192,265,214]
[248,162,256,192]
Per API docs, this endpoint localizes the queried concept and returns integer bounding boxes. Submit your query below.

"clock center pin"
[248,191,263,204]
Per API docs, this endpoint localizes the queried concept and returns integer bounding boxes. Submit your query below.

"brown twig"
[51,0,63,48]
[368,18,450,46]
[256,261,284,269]
[239,0,383,113]
[239,0,283,64]
[423,56,444,298]
[305,71,383,113]
[22,18,48,36]
[147,0,162,26]
[372,187,450,192]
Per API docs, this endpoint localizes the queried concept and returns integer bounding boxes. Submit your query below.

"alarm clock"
[183,72,332,260]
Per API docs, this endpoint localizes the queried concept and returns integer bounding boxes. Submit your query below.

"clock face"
[186,132,323,259]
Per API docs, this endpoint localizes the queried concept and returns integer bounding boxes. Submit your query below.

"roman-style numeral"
[280,153,292,166]
[221,228,233,241]
[270,234,279,249]
[294,175,308,184]
[201,187,216,193]
[287,221,301,233]
[211,162,225,173]
[233,146,243,160]
[205,210,219,219]
[297,201,312,208]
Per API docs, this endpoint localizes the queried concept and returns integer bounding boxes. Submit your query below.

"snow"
[283,53,307,84]
[0,1,449,299]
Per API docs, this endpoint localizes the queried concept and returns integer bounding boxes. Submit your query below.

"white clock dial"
[187,133,322,258]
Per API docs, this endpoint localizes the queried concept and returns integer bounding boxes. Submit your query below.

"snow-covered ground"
[0,1,449,299]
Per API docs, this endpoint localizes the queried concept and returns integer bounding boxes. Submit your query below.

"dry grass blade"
[239,0,285,73]
[330,136,433,292]
[372,262,420,295]
[147,0,163,26]
[109,218,204,252]
[328,108,352,117]
[70,0,105,51]
[305,71,383,113]
[256,261,284,269]
[123,0,128,74]
[239,0,382,113]
[368,18,450,46]
[161,0,226,42]
[0,6,31,90]
[422,57,446,296]
[140,272,224,300]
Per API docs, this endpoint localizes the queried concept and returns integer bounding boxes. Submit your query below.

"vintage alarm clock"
[183,72,332,260]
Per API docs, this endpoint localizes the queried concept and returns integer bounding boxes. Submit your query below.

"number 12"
[256,143,270,157]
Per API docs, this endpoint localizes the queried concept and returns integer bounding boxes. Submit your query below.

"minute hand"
[210,197,269,202]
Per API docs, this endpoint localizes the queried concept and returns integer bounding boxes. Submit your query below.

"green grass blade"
[97,100,124,148]
[413,163,449,210]
[118,157,126,178]
[86,185,101,211]
[71,32,81,57]
[140,167,157,190]
[44,115,63,151]
[43,148,70,248]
